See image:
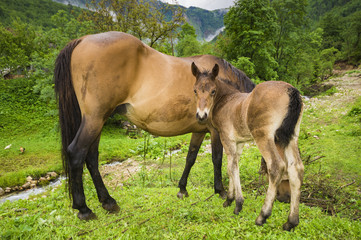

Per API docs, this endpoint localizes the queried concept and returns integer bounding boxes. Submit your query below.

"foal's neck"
[215,78,240,101]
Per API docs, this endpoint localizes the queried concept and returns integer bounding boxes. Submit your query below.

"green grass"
[1,150,360,239]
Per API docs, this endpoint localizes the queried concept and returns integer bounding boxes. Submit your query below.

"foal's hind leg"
[85,135,120,213]
[178,133,205,199]
[255,139,286,226]
[283,140,304,231]
[67,116,104,220]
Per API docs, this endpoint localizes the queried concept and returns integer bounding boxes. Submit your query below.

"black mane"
[218,58,255,93]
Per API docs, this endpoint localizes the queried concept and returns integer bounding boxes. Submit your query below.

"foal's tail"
[54,39,83,197]
[275,87,303,147]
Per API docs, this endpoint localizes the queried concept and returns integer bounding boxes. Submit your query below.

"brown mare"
[54,31,256,220]
[191,63,304,231]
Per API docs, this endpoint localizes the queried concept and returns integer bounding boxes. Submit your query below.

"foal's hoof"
[223,198,233,208]
[283,221,297,231]
[255,215,267,226]
[77,211,97,221]
[233,206,241,215]
[102,202,120,213]
[276,193,290,203]
[177,191,189,199]
[233,201,243,215]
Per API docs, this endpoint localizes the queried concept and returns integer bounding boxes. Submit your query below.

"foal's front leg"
[223,141,245,215]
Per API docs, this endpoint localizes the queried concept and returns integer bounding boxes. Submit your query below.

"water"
[0,149,183,203]
[0,177,64,203]
[205,26,225,42]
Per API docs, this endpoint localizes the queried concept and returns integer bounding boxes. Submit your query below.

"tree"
[80,0,184,47]
[0,19,36,76]
[175,23,201,57]
[219,0,279,80]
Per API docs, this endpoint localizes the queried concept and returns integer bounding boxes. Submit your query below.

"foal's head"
[191,62,219,124]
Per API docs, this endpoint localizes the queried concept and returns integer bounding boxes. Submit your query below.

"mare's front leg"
[222,140,245,215]
[177,132,206,199]
[85,135,120,213]
[210,129,227,198]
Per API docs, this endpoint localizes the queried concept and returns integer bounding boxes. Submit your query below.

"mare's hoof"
[177,191,189,199]
[102,202,120,213]
[77,211,97,221]
[218,190,227,199]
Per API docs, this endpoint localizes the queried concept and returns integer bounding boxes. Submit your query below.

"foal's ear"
[191,62,200,78]
[212,64,219,79]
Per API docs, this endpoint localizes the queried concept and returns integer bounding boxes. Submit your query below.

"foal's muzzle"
[196,112,208,124]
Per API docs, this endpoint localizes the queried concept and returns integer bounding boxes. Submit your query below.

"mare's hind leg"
[178,133,206,199]
[85,135,120,213]
[67,116,104,220]
[255,139,286,226]
[283,140,304,231]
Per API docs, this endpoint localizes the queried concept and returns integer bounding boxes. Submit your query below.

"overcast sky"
[160,0,234,11]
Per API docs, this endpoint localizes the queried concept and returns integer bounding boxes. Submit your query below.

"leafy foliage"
[80,0,184,47]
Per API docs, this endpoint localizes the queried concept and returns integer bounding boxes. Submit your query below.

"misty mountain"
[52,0,226,41]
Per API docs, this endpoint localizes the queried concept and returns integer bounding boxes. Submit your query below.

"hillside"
[0,0,225,40]
[0,0,81,29]
[52,0,227,40]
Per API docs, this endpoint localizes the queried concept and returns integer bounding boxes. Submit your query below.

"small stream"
[0,177,64,203]
[0,149,183,203]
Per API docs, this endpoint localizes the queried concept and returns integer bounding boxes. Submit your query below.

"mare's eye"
[194,89,197,94]
[211,90,216,96]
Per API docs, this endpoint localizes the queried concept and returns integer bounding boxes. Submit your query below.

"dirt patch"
[100,158,141,189]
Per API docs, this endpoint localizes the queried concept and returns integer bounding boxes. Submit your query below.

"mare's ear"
[191,62,200,78]
[212,64,219,79]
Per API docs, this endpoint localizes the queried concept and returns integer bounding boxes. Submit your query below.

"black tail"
[275,87,303,147]
[54,39,83,197]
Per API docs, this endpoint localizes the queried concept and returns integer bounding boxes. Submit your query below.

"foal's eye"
[194,89,197,94]
[211,90,216,96]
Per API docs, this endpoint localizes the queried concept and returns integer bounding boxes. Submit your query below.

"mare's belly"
[125,101,207,136]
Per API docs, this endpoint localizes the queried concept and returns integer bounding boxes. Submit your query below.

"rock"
[47,172,58,178]
[39,177,46,182]
[30,183,36,188]
[5,187,11,193]
[26,176,33,182]
[22,182,31,189]
[31,180,37,185]
[0,187,4,196]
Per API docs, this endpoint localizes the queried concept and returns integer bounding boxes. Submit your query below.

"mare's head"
[191,62,219,124]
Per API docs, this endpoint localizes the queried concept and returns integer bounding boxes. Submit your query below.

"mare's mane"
[218,58,255,93]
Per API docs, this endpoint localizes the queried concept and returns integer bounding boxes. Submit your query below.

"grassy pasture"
[0,71,360,239]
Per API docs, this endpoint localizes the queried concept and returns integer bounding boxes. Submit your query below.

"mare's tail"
[275,87,303,147]
[54,39,83,197]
